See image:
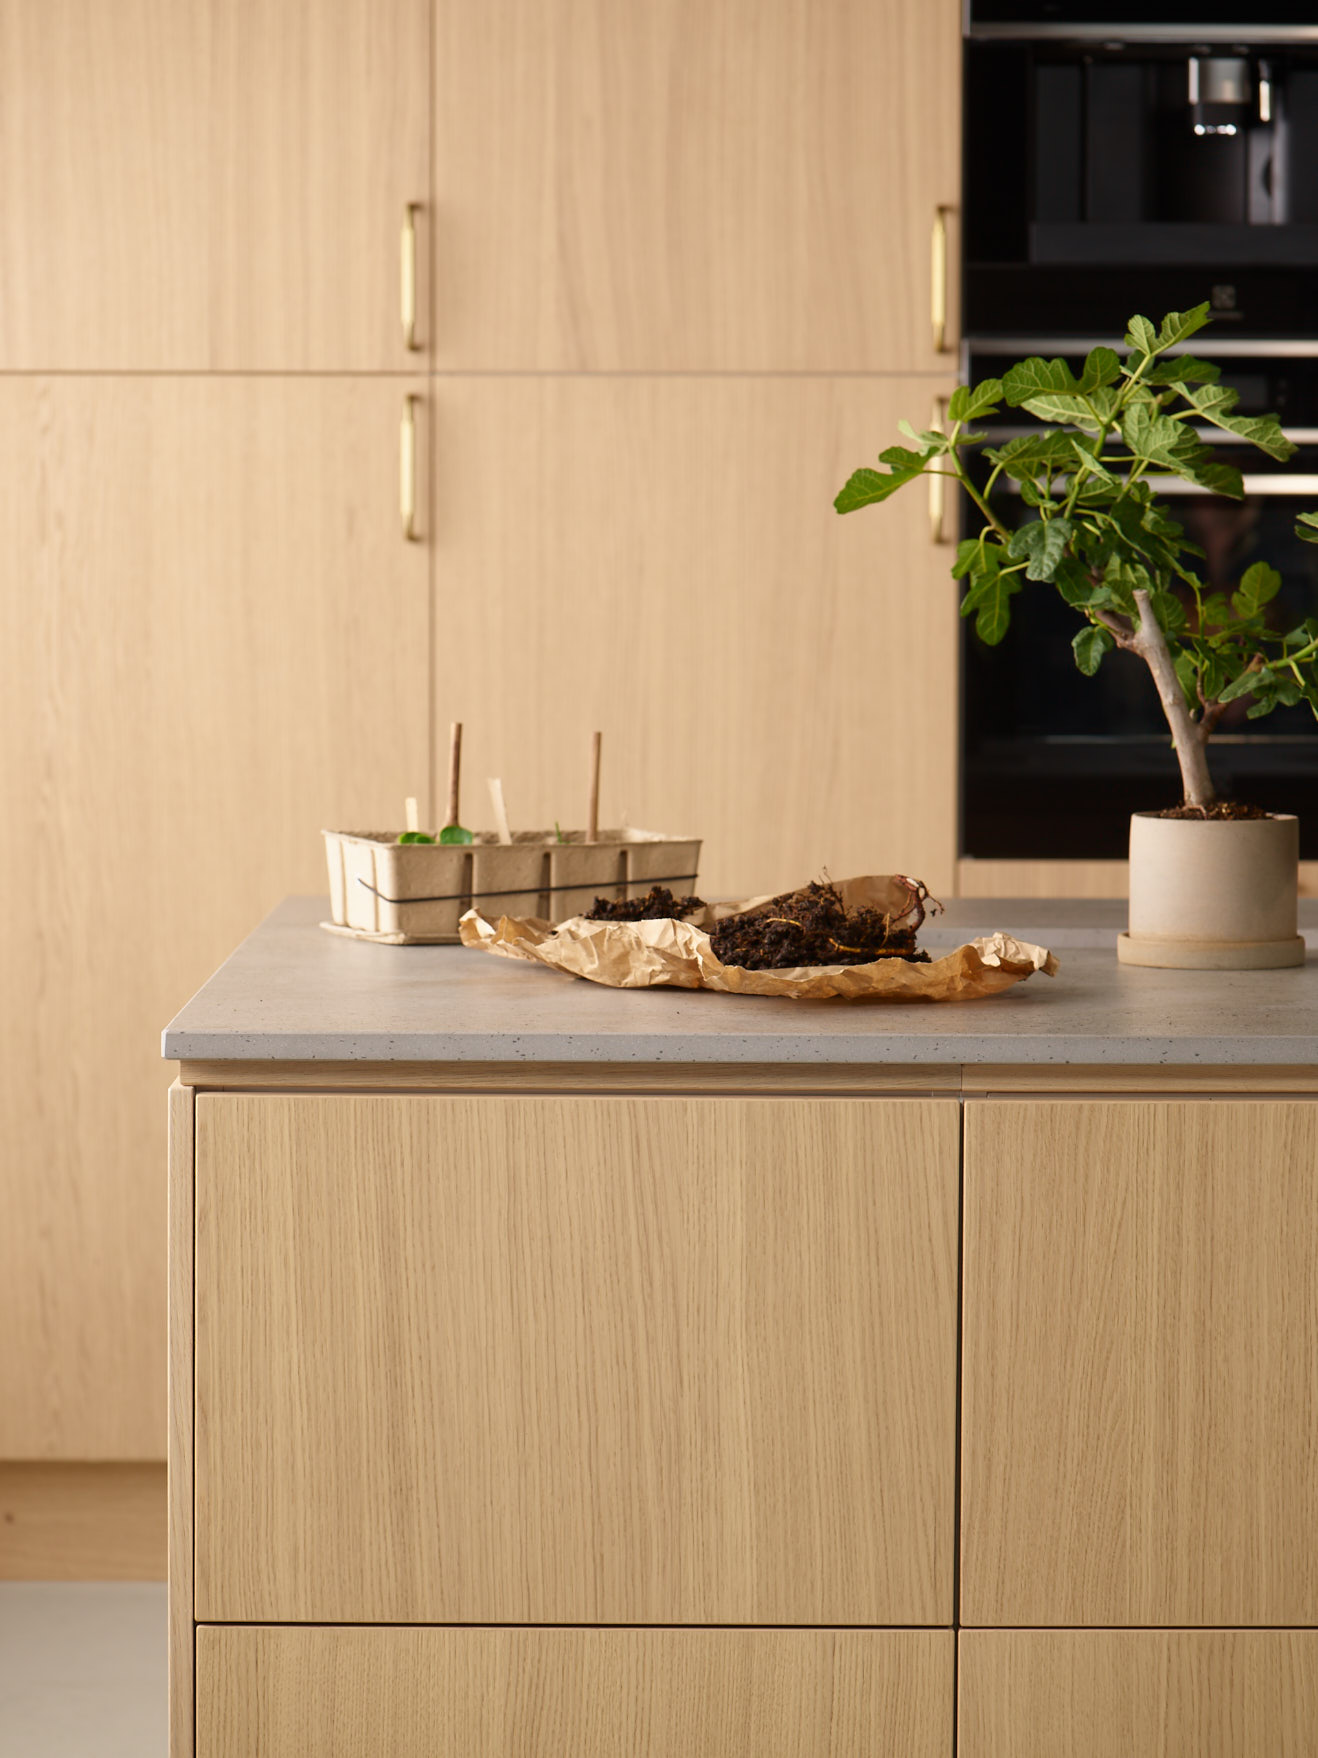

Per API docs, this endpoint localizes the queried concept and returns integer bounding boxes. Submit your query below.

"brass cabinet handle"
[929,396,949,545]
[931,205,952,354]
[401,394,419,541]
[401,203,421,351]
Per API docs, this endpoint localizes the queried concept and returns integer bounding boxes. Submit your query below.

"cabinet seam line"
[952,1097,965,1754]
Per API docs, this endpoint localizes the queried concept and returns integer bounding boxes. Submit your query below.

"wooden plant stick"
[445,722,463,831]
[586,730,602,843]
[404,796,420,833]
[488,777,513,845]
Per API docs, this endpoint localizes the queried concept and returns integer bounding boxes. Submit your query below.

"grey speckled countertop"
[161,896,1318,1067]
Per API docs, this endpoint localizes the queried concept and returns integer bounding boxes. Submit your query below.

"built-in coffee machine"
[962,3,1318,859]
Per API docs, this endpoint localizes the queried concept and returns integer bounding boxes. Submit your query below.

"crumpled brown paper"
[458,874,1058,1003]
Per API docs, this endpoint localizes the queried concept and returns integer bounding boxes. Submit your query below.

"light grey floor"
[0,1584,166,1758]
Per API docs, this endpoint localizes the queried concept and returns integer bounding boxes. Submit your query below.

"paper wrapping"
[458,874,1058,1003]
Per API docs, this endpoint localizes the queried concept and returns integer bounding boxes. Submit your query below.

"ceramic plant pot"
[1117,811,1304,969]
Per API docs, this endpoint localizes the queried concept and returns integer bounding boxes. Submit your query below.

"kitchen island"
[164,897,1318,1758]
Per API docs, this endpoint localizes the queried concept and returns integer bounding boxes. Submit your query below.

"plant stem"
[1130,588,1216,809]
[947,449,1011,541]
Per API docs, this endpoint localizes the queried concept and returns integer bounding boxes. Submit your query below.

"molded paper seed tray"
[322,827,702,943]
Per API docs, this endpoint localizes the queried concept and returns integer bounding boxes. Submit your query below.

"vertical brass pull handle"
[929,396,949,545]
[931,205,952,354]
[401,203,421,351]
[401,394,419,541]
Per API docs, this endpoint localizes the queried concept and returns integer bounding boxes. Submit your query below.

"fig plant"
[836,303,1318,811]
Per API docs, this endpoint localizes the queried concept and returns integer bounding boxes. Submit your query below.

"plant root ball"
[710,878,934,970]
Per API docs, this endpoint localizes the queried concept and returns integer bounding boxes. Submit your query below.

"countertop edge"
[161,1031,1318,1066]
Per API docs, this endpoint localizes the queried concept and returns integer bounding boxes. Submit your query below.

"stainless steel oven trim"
[981,425,1318,445]
[1000,474,1318,497]
[967,25,1318,44]
[968,338,1318,358]
[1146,473,1318,495]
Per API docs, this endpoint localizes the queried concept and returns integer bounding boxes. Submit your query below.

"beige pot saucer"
[1117,930,1306,970]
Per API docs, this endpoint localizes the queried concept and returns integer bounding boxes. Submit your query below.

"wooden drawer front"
[197,1626,952,1758]
[195,1094,957,1624]
[960,1631,1318,1758]
[962,1100,1318,1626]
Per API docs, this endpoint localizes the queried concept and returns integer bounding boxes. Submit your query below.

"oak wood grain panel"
[432,376,959,899]
[434,0,960,370]
[197,1626,953,1758]
[0,1463,165,1579]
[956,859,1132,899]
[177,1059,961,1094]
[0,0,428,368]
[0,379,428,1458]
[168,1082,194,1758]
[960,1631,1318,1758]
[962,1100,1318,1625]
[195,1094,958,1624]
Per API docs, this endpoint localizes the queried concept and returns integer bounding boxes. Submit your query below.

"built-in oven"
[965,4,1318,339]
[960,4,1318,858]
[961,346,1318,857]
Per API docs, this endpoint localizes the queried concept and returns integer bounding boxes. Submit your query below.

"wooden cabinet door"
[198,1626,953,1758]
[431,376,959,898]
[194,1094,959,1624]
[0,379,429,1457]
[0,0,428,368]
[434,0,961,370]
[962,1100,1318,1626]
[960,1631,1318,1758]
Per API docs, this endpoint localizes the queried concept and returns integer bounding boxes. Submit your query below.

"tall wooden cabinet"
[428,0,962,896]
[0,0,434,1474]
[428,0,963,897]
